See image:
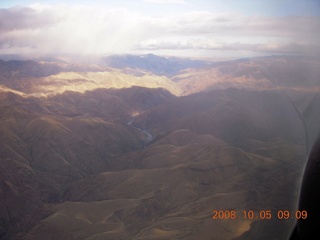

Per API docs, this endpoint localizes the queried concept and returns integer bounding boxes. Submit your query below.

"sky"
[0,0,319,59]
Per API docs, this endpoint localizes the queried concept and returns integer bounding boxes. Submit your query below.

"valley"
[0,54,319,240]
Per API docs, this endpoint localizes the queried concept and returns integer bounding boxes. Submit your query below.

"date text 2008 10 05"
[212,210,307,220]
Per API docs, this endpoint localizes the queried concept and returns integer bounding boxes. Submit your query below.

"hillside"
[102,54,210,77]
[0,55,319,240]
[1,56,319,99]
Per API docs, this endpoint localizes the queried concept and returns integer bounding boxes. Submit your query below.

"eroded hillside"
[0,55,319,240]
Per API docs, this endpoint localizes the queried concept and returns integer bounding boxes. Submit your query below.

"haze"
[1,1,320,239]
[0,0,319,58]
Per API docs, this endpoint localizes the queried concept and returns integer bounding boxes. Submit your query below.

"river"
[127,118,153,143]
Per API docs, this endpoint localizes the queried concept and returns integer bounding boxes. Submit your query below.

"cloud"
[137,38,320,56]
[139,12,320,55]
[0,4,148,55]
[150,12,320,39]
[0,3,319,57]
[0,6,57,31]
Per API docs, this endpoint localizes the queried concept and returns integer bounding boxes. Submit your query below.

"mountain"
[0,58,181,97]
[0,87,172,239]
[0,55,319,239]
[133,88,307,151]
[103,53,210,77]
[174,56,320,95]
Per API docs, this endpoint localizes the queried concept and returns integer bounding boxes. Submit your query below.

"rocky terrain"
[0,55,319,239]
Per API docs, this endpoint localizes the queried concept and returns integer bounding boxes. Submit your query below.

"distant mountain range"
[0,54,319,240]
[103,53,211,77]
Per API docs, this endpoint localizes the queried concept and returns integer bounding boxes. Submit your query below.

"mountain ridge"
[0,54,319,239]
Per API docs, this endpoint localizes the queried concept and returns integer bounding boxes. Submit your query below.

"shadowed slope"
[0,55,319,240]
[0,87,174,239]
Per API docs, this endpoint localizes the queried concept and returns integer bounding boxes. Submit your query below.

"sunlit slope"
[1,85,312,240]
[173,56,320,95]
[1,56,319,98]
[36,71,181,96]
[5,88,306,239]
[0,59,181,97]
[0,55,319,240]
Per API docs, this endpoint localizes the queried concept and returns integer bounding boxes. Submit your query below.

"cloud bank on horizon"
[0,0,319,58]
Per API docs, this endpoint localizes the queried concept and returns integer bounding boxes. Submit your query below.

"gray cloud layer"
[0,6,55,31]
[0,4,319,57]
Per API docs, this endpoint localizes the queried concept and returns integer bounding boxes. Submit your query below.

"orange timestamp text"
[212,210,307,220]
